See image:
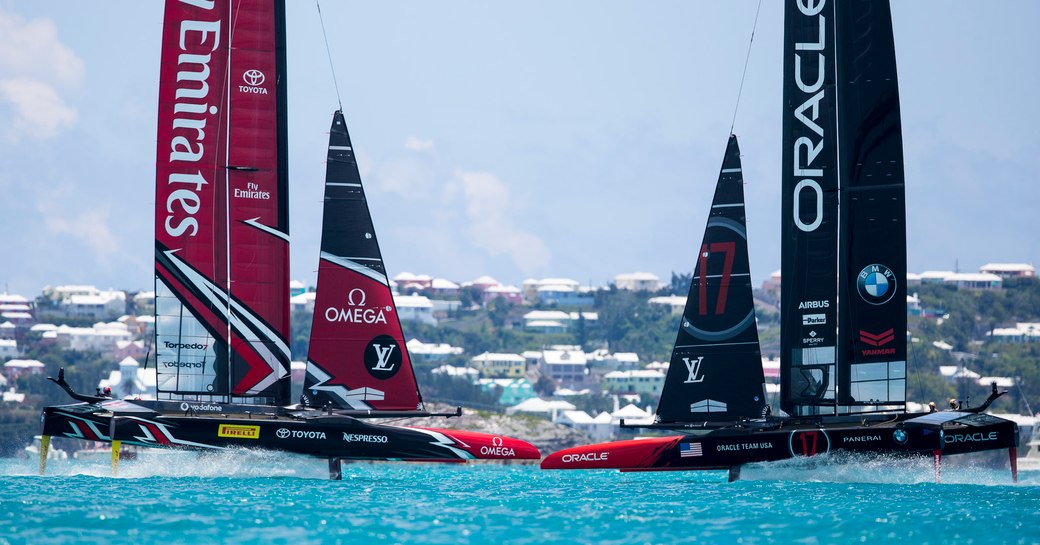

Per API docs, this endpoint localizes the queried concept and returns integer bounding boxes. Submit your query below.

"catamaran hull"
[42,402,539,462]
[540,416,1018,471]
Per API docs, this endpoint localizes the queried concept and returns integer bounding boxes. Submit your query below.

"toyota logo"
[243,69,265,86]
[276,428,290,439]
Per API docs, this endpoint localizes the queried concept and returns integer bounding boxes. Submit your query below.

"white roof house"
[505,397,576,416]
[614,272,661,292]
[979,263,1035,278]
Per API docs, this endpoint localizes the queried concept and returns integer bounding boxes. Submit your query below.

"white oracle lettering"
[794,54,825,92]
[794,137,824,177]
[797,0,826,18]
[561,452,609,463]
[683,356,705,384]
[793,179,823,232]
[370,344,396,372]
[794,91,826,137]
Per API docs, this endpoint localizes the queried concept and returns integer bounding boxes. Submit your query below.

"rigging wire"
[730,0,764,135]
[316,1,343,112]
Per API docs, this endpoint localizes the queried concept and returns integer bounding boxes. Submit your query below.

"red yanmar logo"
[859,329,895,347]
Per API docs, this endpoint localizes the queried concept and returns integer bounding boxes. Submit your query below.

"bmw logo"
[857,264,897,305]
[893,429,908,445]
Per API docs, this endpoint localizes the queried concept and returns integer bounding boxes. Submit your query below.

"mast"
[302,111,424,411]
[656,135,765,424]
[780,0,840,416]
[154,0,291,404]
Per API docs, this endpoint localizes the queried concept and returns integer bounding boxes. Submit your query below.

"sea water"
[1,451,1038,545]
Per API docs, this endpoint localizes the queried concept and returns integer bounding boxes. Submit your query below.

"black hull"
[542,412,1019,472]
[41,399,539,462]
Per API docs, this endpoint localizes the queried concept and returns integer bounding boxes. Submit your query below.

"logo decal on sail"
[239,69,268,94]
[365,335,402,379]
[324,287,391,325]
[856,264,897,305]
[859,329,895,347]
[682,356,705,384]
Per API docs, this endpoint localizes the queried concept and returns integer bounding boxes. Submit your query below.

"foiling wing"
[656,135,766,424]
[303,111,423,411]
[154,0,291,403]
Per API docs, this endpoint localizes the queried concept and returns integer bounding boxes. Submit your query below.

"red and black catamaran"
[39,0,537,478]
[541,0,1018,481]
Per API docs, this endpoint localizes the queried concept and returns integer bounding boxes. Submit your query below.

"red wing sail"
[154,0,290,403]
[303,111,423,411]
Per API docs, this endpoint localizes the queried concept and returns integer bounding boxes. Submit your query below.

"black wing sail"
[779,0,840,416]
[657,135,766,424]
[834,0,907,411]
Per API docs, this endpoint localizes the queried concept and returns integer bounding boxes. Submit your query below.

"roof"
[4,359,45,369]
[471,352,525,363]
[506,397,576,414]
[430,278,459,290]
[604,369,664,379]
[541,350,588,365]
[980,263,1035,272]
[615,272,659,281]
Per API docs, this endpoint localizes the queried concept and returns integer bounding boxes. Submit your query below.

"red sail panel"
[303,111,423,411]
[154,0,232,397]
[154,0,290,402]
[225,0,291,399]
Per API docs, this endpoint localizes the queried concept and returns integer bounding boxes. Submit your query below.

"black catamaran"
[541,0,1019,480]
[39,0,538,477]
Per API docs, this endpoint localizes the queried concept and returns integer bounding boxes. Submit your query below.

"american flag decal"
[680,442,703,458]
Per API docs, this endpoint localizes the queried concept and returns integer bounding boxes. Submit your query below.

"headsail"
[656,135,766,424]
[154,0,291,404]
[303,111,424,411]
[781,0,906,415]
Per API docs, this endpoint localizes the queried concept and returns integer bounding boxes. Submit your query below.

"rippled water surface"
[1,451,1037,544]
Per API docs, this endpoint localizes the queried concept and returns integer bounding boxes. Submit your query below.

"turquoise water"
[1,451,1038,545]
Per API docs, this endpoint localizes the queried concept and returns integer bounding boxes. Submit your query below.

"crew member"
[928,401,937,413]
[949,398,959,410]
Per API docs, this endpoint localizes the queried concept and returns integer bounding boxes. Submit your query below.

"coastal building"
[470,352,526,378]
[614,272,661,292]
[290,291,316,313]
[97,356,157,399]
[648,295,686,315]
[2,359,45,379]
[979,263,1036,279]
[406,338,464,364]
[393,294,437,325]
[539,348,588,387]
[601,369,665,397]
[42,286,127,321]
[53,322,133,353]
[476,377,536,406]
[987,323,1040,343]
[0,339,18,360]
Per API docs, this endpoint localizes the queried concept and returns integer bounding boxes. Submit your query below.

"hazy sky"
[1,1,1037,297]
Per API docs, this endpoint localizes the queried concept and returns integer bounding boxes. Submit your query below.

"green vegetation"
[3,277,1039,453]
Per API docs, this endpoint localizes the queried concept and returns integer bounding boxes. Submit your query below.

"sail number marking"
[697,241,736,316]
